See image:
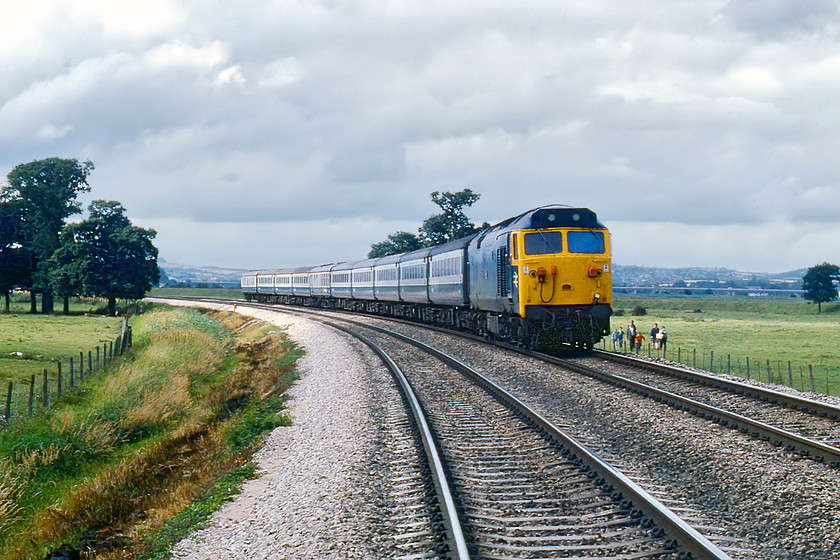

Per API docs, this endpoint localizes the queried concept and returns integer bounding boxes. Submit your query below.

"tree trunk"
[3,292,9,313]
[63,295,70,315]
[41,292,54,314]
[108,297,116,317]
[30,292,37,314]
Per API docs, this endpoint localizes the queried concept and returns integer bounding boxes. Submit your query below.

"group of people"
[611,320,668,353]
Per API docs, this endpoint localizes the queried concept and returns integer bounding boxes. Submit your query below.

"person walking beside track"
[659,326,668,352]
[627,320,637,352]
[650,323,660,350]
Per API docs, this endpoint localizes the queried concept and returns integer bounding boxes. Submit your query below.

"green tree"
[367,231,422,258]
[49,200,159,316]
[3,157,94,313]
[802,262,840,312]
[419,189,482,247]
[368,189,485,256]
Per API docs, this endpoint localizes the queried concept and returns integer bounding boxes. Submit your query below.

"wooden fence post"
[766,360,771,383]
[57,362,63,397]
[70,357,75,388]
[88,350,92,374]
[4,382,12,423]
[788,362,793,387]
[809,365,815,393]
[28,375,35,416]
[96,346,100,369]
[746,357,750,380]
[710,351,714,373]
[79,351,85,380]
[42,369,49,410]
[110,340,114,359]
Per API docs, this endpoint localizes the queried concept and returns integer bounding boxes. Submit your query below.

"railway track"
[150,297,840,558]
[569,352,840,467]
[328,317,738,559]
[153,296,740,559]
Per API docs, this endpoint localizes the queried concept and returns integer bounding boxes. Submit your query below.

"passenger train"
[240,205,612,350]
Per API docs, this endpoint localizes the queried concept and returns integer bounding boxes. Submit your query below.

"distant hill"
[159,262,247,288]
[613,264,805,296]
[158,261,807,294]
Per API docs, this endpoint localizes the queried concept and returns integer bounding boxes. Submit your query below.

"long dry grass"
[0,307,300,560]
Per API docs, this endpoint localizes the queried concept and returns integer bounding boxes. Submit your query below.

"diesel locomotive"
[241,205,612,350]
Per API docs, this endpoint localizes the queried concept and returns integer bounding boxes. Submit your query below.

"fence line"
[1,324,132,426]
[602,336,837,396]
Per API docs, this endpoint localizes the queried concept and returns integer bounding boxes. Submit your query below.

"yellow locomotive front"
[511,224,611,316]
[512,210,612,349]
[468,206,612,349]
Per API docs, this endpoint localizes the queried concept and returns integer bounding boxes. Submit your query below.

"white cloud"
[143,41,230,71]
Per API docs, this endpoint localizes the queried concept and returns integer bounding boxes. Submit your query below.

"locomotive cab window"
[524,231,563,255]
[567,231,605,254]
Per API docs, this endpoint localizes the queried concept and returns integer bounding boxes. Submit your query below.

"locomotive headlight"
[593,292,601,302]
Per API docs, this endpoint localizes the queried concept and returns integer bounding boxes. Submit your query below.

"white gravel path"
[162,302,382,559]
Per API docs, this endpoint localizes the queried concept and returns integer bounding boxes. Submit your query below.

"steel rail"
[593,349,840,419]
[541,354,840,467]
[149,296,472,557]
[314,320,471,560]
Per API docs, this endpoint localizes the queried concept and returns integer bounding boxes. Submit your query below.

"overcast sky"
[2,1,839,273]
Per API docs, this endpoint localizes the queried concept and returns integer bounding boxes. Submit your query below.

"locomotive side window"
[524,231,563,255]
[567,231,605,254]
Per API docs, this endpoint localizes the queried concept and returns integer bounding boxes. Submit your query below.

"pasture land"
[0,313,123,383]
[149,286,244,300]
[612,295,840,393]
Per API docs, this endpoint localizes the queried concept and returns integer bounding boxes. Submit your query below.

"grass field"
[148,287,244,300]
[0,296,124,384]
[611,295,840,394]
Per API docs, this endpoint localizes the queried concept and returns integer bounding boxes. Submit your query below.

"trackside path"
[160,301,390,559]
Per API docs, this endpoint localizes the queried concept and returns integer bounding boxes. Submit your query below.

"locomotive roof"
[500,206,603,230]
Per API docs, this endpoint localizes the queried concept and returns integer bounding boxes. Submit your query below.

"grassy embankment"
[612,295,840,393]
[0,305,301,560]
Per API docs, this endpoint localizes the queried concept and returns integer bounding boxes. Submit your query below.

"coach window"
[524,231,563,255]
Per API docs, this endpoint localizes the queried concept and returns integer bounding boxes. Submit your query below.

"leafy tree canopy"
[802,262,839,312]
[368,189,485,257]
[2,157,93,310]
[49,200,160,316]
[368,231,422,258]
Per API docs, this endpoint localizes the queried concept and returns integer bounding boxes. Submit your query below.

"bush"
[613,309,625,316]
[631,305,647,316]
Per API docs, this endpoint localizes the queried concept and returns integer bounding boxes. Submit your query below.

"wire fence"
[601,337,838,396]
[1,320,132,427]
